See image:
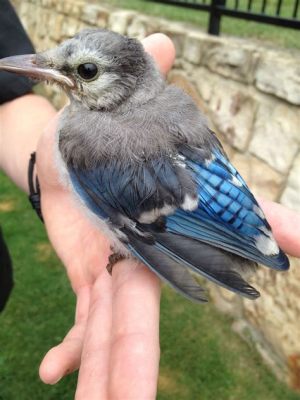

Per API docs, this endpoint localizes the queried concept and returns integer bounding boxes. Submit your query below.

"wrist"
[0,94,56,192]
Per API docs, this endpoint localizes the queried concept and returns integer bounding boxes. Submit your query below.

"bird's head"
[0,29,152,110]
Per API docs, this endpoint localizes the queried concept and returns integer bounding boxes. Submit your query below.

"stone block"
[209,81,257,151]
[127,16,160,40]
[193,67,217,103]
[160,23,186,58]
[191,35,260,83]
[230,152,284,201]
[108,10,137,35]
[38,9,51,39]
[256,54,300,105]
[183,32,203,64]
[55,0,67,13]
[77,21,92,32]
[172,58,194,75]
[80,4,109,27]
[242,258,300,387]
[61,18,80,39]
[37,37,57,52]
[232,317,288,382]
[280,154,300,212]
[55,0,85,18]
[17,1,29,20]
[49,13,64,42]
[19,2,36,37]
[41,0,53,7]
[208,286,242,316]
[67,2,86,19]
[249,102,300,174]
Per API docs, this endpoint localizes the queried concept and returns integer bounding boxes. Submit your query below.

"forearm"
[0,93,56,192]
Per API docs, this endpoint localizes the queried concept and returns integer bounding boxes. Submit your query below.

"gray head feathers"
[37,28,164,110]
[41,28,212,166]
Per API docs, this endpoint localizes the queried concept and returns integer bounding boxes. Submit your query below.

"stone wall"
[12,0,300,387]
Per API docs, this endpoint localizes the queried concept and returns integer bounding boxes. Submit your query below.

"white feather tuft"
[204,153,216,167]
[253,204,266,220]
[255,234,279,256]
[138,204,175,223]
[231,175,243,187]
[181,195,199,211]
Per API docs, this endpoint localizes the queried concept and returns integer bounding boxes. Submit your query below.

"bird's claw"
[106,253,126,275]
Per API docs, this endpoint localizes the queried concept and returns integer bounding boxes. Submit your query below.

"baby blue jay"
[0,29,289,302]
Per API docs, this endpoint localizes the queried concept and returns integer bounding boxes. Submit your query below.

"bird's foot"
[106,252,126,275]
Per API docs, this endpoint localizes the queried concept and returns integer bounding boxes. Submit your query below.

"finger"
[142,33,176,75]
[39,285,90,384]
[258,197,300,257]
[75,269,113,400]
[109,260,161,400]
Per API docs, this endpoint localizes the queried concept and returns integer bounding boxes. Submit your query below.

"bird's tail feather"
[153,232,260,299]
[127,230,260,300]
[127,234,207,303]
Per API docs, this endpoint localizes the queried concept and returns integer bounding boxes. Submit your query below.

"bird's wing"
[68,155,198,226]
[165,144,289,271]
[67,142,289,302]
[68,155,209,302]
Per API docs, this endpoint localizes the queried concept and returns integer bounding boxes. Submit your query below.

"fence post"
[208,0,226,35]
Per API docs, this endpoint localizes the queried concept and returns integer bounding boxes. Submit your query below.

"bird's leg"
[106,251,126,275]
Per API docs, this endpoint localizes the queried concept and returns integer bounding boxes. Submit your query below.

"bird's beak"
[0,54,74,88]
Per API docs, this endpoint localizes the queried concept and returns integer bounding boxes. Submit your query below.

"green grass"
[106,0,300,49]
[0,170,299,400]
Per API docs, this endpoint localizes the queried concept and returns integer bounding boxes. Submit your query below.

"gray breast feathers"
[58,85,214,168]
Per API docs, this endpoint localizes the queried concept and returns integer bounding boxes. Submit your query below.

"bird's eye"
[77,63,98,81]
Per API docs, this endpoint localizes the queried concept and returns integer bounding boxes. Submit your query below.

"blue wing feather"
[67,156,196,222]
[166,148,289,270]
[69,169,109,219]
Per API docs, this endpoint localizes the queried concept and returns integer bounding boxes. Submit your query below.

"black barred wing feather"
[166,146,289,271]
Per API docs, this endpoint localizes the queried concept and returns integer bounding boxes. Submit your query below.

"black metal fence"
[148,0,300,34]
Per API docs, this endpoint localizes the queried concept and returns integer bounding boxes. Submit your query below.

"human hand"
[37,34,175,400]
[258,198,300,258]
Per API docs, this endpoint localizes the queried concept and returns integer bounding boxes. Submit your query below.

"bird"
[0,28,289,303]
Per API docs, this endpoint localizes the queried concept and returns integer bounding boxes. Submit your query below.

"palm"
[42,187,110,288]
